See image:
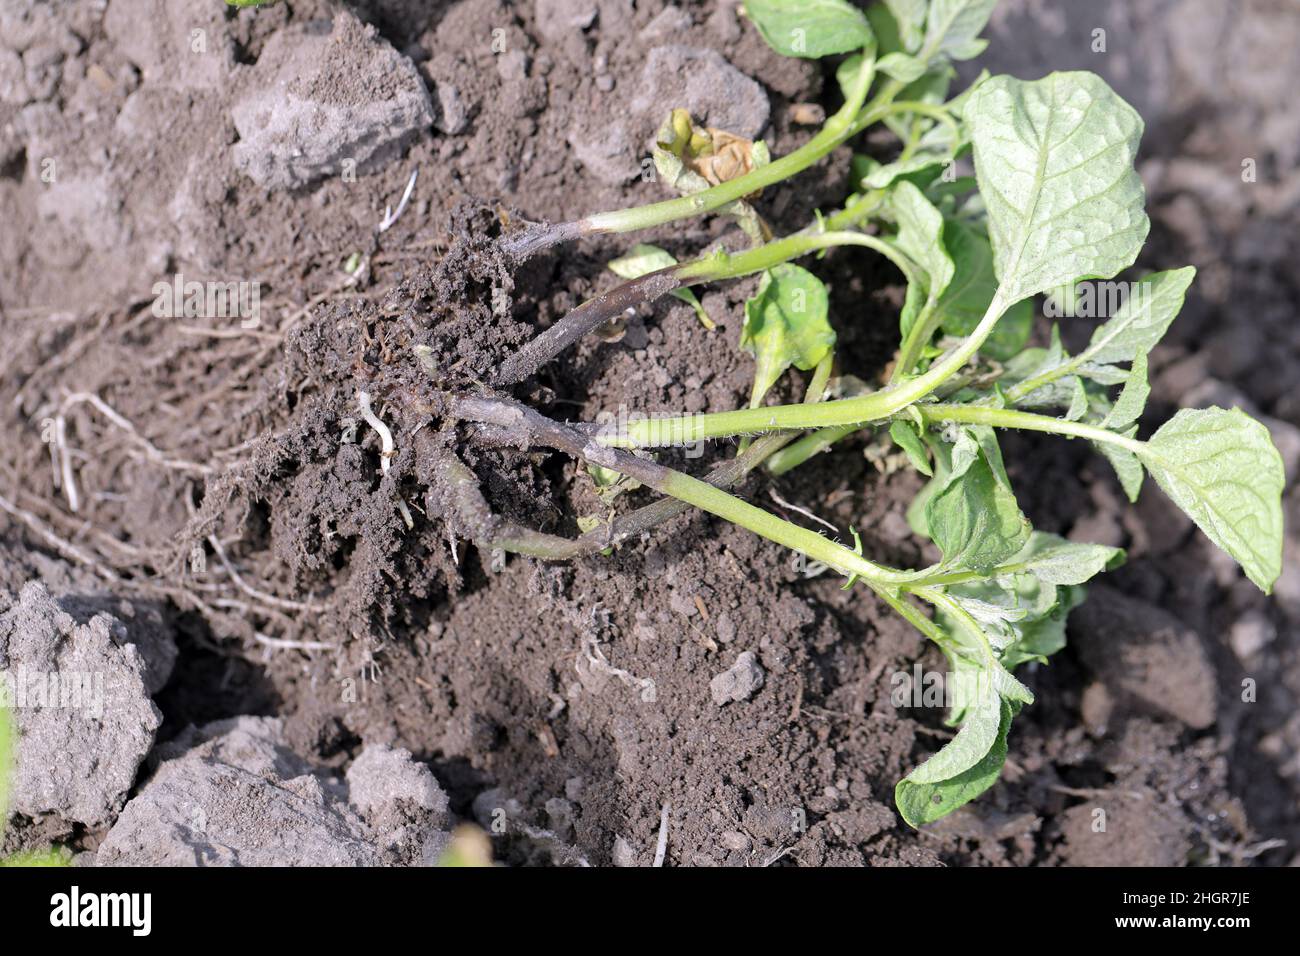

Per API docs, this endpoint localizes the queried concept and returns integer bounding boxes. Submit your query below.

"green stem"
[580,59,893,235]
[868,582,956,653]
[601,291,1014,448]
[678,229,918,289]
[1001,351,1085,405]
[767,422,863,476]
[892,299,942,383]
[914,403,1144,452]
[912,586,997,669]
[654,467,915,587]
[804,353,834,404]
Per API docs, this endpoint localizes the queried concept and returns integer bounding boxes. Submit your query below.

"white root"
[54,413,79,513]
[253,632,335,653]
[356,390,416,529]
[768,487,838,533]
[653,803,670,868]
[356,390,395,473]
[378,168,418,233]
[207,532,327,614]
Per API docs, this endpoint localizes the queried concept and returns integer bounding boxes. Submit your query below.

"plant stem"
[766,422,862,475]
[559,354,834,555]
[578,65,893,237]
[911,586,997,668]
[454,396,916,587]
[892,302,942,384]
[1001,354,1081,405]
[674,230,916,285]
[493,269,683,385]
[914,403,1144,452]
[495,228,909,385]
[600,291,1014,448]
[498,67,921,262]
[651,467,913,585]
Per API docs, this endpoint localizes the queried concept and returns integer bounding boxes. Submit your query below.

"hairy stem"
[914,403,1144,452]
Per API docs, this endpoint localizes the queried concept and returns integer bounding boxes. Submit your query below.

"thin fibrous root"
[378,168,418,234]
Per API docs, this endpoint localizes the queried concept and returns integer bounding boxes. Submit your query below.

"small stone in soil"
[710,650,765,706]
[611,836,637,867]
[1229,610,1275,661]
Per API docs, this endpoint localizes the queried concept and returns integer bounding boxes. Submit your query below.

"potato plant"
[451,0,1285,825]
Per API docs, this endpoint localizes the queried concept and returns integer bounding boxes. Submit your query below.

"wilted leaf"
[741,264,835,407]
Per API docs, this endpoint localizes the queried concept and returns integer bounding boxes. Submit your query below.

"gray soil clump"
[231,10,434,190]
[97,718,450,866]
[710,650,766,706]
[1,581,167,830]
[1071,585,1217,729]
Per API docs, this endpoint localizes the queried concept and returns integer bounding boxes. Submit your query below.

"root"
[206,531,327,615]
[356,390,396,473]
[378,168,419,234]
[653,803,670,868]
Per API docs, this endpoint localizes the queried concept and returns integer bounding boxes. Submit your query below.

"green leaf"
[926,429,1031,570]
[923,0,997,61]
[1083,266,1196,366]
[890,420,933,475]
[1014,534,1124,586]
[1137,407,1285,592]
[890,181,955,340]
[965,72,1149,307]
[937,217,1033,361]
[896,697,1013,826]
[1078,362,1130,386]
[1104,352,1150,429]
[1065,376,1090,421]
[1001,584,1085,669]
[905,689,1002,785]
[742,0,873,58]
[741,264,835,407]
[882,0,928,52]
[608,243,715,329]
[1095,426,1145,502]
[907,434,950,537]
[936,532,1100,660]
[835,53,873,103]
[877,51,927,82]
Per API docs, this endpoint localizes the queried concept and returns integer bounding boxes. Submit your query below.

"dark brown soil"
[1,0,1297,866]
